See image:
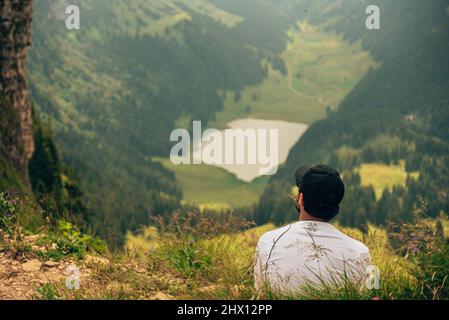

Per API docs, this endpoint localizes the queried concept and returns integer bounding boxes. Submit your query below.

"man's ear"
[299,193,305,209]
[294,192,301,212]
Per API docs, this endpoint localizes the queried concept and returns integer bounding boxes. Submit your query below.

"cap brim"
[295,164,313,186]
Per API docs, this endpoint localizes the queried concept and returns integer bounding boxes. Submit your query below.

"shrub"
[149,210,254,284]
[414,237,449,299]
[0,192,19,236]
[41,220,106,260]
[35,284,61,300]
[162,241,212,278]
[387,208,449,299]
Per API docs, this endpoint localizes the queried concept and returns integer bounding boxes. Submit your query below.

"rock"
[43,261,60,268]
[199,285,218,294]
[45,272,63,282]
[150,292,173,300]
[0,0,35,168]
[24,234,43,243]
[85,255,109,266]
[22,259,42,273]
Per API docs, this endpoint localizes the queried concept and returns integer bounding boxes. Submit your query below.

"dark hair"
[295,164,345,221]
[303,196,341,221]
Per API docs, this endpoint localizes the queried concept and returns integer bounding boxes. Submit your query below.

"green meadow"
[152,157,269,208]
[357,162,420,200]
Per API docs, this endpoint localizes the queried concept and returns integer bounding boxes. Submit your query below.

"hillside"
[258,0,449,228]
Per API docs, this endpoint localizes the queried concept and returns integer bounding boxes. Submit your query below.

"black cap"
[295,164,345,220]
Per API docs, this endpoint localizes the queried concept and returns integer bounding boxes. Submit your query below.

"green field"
[210,22,377,129]
[357,162,420,199]
[153,157,269,208]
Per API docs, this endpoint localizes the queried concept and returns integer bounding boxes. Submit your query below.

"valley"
[161,21,376,208]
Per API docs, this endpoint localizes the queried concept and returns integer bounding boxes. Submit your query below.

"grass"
[126,223,275,268]
[126,226,160,253]
[210,22,377,129]
[124,220,403,299]
[26,210,449,300]
[153,157,269,208]
[357,162,420,200]
[121,212,449,300]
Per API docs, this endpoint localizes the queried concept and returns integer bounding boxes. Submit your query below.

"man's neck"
[299,211,328,223]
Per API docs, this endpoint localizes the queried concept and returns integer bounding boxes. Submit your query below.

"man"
[254,164,371,294]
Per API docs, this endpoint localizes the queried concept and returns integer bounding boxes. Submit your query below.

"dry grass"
[26,211,449,300]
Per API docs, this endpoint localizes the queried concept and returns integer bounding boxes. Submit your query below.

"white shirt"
[254,221,371,294]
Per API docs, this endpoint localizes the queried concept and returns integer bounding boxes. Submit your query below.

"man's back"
[255,221,371,294]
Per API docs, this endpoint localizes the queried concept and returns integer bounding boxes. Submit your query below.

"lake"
[192,118,308,182]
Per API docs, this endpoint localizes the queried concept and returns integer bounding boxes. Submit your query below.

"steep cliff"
[0,0,34,179]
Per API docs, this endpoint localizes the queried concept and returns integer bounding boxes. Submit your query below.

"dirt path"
[0,252,70,300]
